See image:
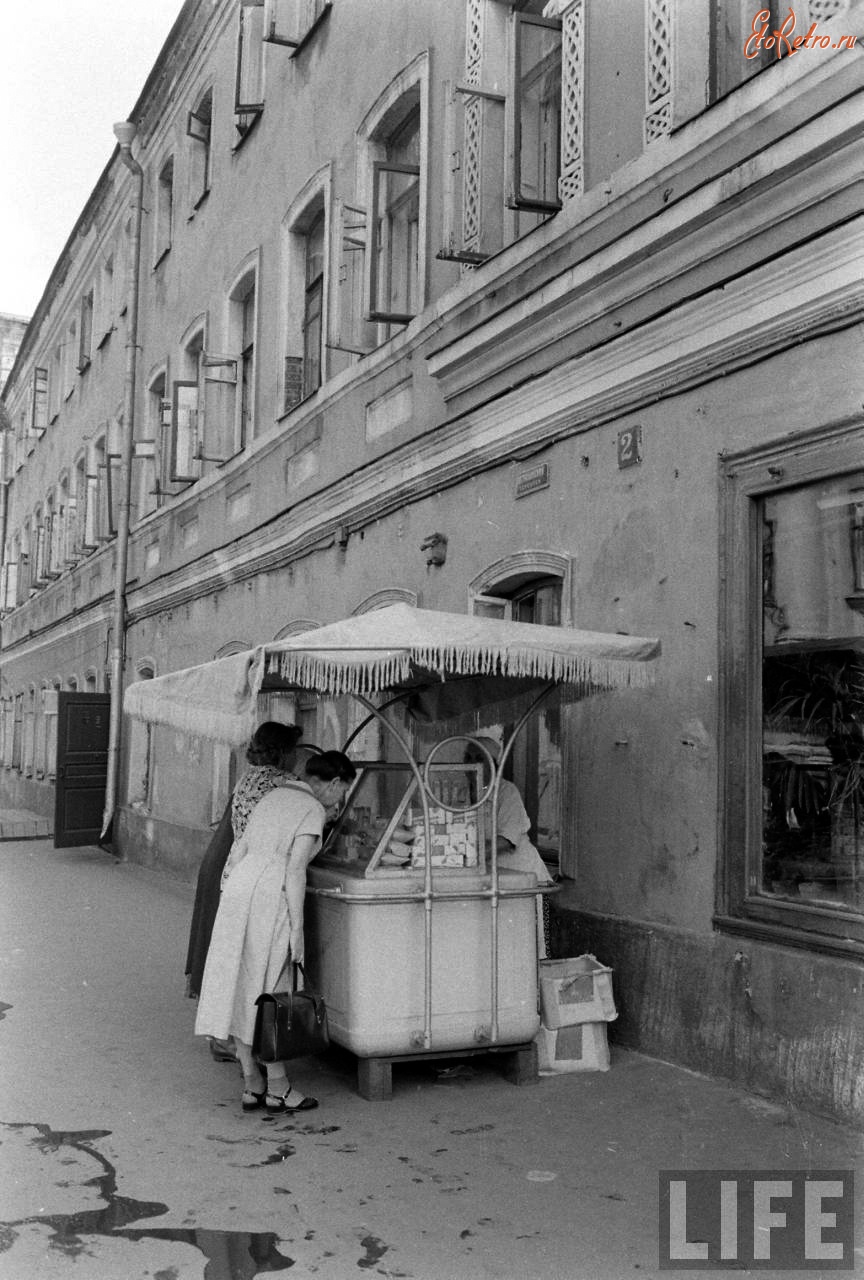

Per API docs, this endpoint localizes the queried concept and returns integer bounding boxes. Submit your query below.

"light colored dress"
[489,778,552,959]
[194,782,325,1045]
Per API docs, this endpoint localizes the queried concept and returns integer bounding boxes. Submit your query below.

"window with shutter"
[326,197,377,356]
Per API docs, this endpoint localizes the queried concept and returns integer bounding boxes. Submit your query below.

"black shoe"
[265,1090,319,1114]
[241,1088,266,1112]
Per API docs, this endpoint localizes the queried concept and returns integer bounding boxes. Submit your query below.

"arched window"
[229,266,258,450]
[330,53,429,356]
[127,662,155,810]
[352,588,417,615]
[272,619,320,641]
[281,174,330,412]
[359,57,428,332]
[170,324,206,484]
[267,623,321,744]
[470,553,573,871]
[23,685,37,776]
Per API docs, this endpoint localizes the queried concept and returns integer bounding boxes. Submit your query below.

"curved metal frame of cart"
[305,680,560,1054]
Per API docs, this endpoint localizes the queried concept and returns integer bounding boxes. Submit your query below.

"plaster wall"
[550,905,864,1126]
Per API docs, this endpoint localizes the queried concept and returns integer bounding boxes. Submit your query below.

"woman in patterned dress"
[184,721,303,1021]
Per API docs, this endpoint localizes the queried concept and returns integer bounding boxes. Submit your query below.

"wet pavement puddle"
[0,1122,294,1277]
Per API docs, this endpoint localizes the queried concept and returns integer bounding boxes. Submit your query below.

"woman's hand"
[290,925,305,967]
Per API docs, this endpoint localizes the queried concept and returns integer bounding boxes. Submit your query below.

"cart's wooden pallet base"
[354,1040,539,1101]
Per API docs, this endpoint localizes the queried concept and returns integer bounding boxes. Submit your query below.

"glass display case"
[317,761,487,877]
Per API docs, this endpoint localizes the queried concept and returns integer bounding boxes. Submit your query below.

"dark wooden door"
[54,693,111,847]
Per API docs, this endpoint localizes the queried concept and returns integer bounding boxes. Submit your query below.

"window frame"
[710,0,784,104]
[367,158,421,325]
[170,380,201,483]
[506,9,563,215]
[347,54,429,344]
[718,421,864,959]
[263,0,331,55]
[301,207,326,399]
[186,87,213,210]
[226,265,258,450]
[30,366,48,437]
[469,554,573,871]
[235,0,266,136]
[154,155,175,266]
[78,288,94,371]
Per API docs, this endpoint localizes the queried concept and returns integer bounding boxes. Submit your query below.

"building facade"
[1,0,862,1123]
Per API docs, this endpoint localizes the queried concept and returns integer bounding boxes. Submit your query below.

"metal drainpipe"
[101,122,143,840]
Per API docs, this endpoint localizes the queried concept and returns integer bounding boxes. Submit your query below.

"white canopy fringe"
[124,603,660,743]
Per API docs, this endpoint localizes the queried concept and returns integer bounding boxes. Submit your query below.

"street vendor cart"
[125,604,659,1098]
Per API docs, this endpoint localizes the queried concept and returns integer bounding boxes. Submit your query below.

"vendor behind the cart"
[463,737,552,958]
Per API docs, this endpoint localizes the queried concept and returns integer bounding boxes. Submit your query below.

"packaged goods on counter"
[315,761,486,878]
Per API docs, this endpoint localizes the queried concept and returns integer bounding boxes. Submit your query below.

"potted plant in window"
[763,651,864,905]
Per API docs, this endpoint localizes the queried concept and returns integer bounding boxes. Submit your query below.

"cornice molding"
[123,217,864,628]
[427,107,864,405]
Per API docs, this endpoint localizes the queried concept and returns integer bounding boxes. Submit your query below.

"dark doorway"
[54,693,111,847]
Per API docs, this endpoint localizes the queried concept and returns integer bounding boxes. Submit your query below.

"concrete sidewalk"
[0,837,861,1280]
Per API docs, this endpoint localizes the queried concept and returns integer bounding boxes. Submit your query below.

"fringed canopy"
[123,603,660,743]
[124,647,267,746]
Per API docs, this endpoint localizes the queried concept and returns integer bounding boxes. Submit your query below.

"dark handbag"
[252,963,329,1062]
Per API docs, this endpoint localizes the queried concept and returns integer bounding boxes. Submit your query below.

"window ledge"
[277,386,319,424]
[714,913,863,962]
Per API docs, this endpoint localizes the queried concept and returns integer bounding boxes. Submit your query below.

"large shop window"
[720,427,864,957]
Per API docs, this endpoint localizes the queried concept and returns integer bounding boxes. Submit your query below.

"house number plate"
[617,425,642,469]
